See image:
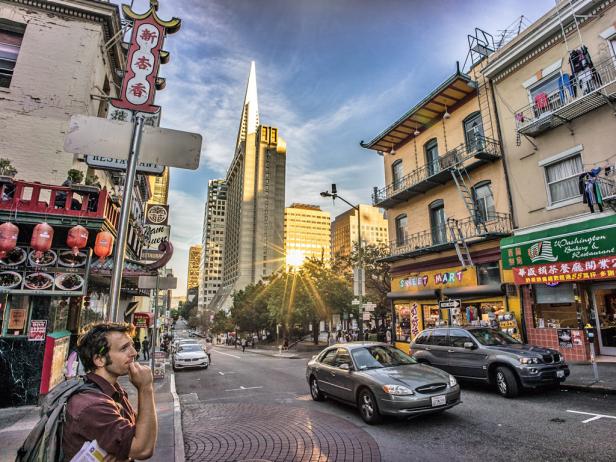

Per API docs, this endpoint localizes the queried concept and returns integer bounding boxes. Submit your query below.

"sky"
[121,0,556,296]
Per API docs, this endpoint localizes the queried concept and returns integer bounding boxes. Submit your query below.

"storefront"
[390,259,520,354]
[501,214,616,361]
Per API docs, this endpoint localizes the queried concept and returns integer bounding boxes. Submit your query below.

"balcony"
[516,57,616,137]
[372,136,502,208]
[597,176,616,208]
[0,180,119,231]
[384,212,512,262]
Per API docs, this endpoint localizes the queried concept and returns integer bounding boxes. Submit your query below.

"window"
[544,154,583,204]
[477,262,501,286]
[334,348,352,367]
[449,329,473,348]
[395,214,407,246]
[429,200,446,245]
[320,348,337,366]
[0,20,25,88]
[472,181,495,222]
[392,160,403,191]
[424,139,439,176]
[463,112,484,151]
[427,328,448,346]
[529,72,562,111]
[414,331,430,345]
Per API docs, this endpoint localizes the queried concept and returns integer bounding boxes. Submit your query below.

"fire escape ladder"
[447,217,474,269]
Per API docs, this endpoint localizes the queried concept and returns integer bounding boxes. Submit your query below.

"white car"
[172,338,200,353]
[172,343,209,371]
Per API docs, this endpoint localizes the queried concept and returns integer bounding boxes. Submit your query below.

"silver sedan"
[306,342,461,424]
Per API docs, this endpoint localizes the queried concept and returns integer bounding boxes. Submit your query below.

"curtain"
[546,155,583,203]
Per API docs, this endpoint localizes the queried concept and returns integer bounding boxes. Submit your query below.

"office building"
[284,204,331,267]
[331,205,388,259]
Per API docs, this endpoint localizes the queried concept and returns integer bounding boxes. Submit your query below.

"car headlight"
[449,375,457,387]
[382,384,414,395]
[519,357,540,365]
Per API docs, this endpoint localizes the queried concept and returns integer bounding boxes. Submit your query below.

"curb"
[560,383,616,395]
[169,371,185,462]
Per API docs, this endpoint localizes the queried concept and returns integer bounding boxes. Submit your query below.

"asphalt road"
[173,327,616,462]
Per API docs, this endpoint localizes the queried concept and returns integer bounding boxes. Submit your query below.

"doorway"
[591,284,616,356]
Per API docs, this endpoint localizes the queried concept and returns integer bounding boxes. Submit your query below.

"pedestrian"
[241,337,247,353]
[386,328,392,344]
[205,339,213,364]
[142,336,150,360]
[61,322,157,460]
[134,336,141,359]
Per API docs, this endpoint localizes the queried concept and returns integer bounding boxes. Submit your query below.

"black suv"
[411,327,570,398]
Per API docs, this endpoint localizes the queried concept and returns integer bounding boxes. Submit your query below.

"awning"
[387,289,439,300]
[360,66,476,153]
[442,285,504,299]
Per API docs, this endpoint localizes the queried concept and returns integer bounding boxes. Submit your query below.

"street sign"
[65,115,202,170]
[362,312,371,321]
[439,299,461,310]
[138,275,177,290]
[351,299,360,305]
[363,304,375,312]
[85,155,164,175]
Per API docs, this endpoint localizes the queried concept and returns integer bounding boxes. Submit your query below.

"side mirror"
[464,342,476,350]
[339,363,351,371]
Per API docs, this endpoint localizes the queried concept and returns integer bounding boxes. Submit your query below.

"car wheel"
[495,366,519,398]
[358,389,382,425]
[310,376,325,401]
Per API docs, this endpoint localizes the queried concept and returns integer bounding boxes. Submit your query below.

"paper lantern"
[0,222,19,258]
[94,231,114,261]
[66,225,88,255]
[31,222,54,260]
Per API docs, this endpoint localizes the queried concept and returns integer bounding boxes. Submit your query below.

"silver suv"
[411,327,570,398]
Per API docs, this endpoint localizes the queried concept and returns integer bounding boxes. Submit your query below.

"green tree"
[211,310,234,335]
[230,282,274,335]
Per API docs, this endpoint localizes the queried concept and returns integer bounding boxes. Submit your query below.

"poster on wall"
[410,303,420,339]
[557,329,573,349]
[571,329,584,346]
[8,308,26,330]
[28,320,47,341]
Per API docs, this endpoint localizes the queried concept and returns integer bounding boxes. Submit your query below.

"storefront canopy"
[387,289,439,300]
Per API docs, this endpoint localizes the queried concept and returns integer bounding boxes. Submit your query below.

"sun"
[286,249,305,268]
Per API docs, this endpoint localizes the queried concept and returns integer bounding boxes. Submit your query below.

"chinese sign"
[8,308,26,330]
[395,266,476,292]
[28,320,47,342]
[512,256,616,285]
[410,303,420,338]
[145,204,169,225]
[501,215,616,269]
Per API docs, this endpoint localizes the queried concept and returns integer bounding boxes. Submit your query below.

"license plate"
[431,395,446,407]
[556,370,565,378]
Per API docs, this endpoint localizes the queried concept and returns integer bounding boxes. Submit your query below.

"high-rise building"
[284,204,331,267]
[187,244,202,294]
[331,205,388,259]
[199,179,227,311]
[210,61,287,311]
[148,167,170,205]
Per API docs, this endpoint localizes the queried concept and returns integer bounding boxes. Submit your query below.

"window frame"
[463,111,484,149]
[394,213,408,246]
[391,159,403,191]
[429,199,446,245]
[472,180,496,223]
[527,70,563,107]
[476,261,502,286]
[0,19,25,89]
[424,138,439,176]
[542,152,584,206]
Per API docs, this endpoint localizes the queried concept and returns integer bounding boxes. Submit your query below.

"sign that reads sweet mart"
[501,215,616,269]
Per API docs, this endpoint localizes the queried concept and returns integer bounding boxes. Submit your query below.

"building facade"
[199,179,227,311]
[284,204,331,268]
[331,204,388,259]
[187,244,202,294]
[148,167,170,205]
[210,62,287,311]
[484,0,616,360]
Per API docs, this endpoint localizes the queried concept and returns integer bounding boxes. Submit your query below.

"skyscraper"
[210,62,287,311]
[199,179,227,311]
[284,204,331,268]
[147,167,170,205]
[331,205,389,259]
[187,244,202,295]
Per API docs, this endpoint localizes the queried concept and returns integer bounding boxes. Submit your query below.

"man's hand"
[128,362,153,390]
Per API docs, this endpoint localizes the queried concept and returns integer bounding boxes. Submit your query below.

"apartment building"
[284,204,331,267]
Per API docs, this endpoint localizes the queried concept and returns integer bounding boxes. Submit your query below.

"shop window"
[422,304,440,329]
[50,298,70,332]
[395,303,411,342]
[477,262,501,286]
[472,181,496,223]
[544,153,583,205]
[534,283,584,329]
[0,20,25,88]
[424,139,439,176]
[392,159,403,191]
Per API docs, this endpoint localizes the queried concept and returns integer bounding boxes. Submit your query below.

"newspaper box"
[153,351,166,380]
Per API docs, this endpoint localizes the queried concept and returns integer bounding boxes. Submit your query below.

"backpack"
[15,378,101,462]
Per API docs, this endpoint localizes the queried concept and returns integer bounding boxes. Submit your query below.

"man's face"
[96,332,138,377]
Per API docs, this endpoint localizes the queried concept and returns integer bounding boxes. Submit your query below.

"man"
[62,322,158,461]
[204,339,212,364]
[142,336,150,361]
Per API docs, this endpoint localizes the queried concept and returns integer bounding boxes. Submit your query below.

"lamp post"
[321,184,365,341]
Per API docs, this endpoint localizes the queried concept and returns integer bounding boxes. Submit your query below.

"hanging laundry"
[558,73,575,102]
[569,46,600,95]
[578,172,604,213]
[534,92,549,110]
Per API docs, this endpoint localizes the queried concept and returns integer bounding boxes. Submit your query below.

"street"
[173,333,616,461]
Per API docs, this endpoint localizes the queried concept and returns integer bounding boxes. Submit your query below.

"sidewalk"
[0,362,183,461]
[562,362,616,394]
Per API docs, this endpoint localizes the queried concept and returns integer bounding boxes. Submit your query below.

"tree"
[170,309,179,321]
[211,310,234,335]
[0,158,17,178]
[230,282,274,335]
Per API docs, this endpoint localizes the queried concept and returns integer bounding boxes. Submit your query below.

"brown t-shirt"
[62,373,137,461]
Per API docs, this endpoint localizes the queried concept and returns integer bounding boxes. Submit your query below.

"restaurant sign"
[501,216,616,269]
[394,266,476,292]
[512,256,616,285]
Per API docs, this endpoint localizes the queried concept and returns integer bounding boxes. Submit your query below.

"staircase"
[447,217,474,268]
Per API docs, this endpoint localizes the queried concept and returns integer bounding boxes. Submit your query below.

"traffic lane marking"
[213,350,241,359]
[225,385,263,392]
[218,371,239,375]
[567,409,616,423]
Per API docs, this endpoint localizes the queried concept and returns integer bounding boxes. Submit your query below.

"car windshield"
[351,346,416,370]
[179,344,202,352]
[472,329,521,346]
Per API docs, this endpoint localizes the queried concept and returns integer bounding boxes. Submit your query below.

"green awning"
[500,215,616,269]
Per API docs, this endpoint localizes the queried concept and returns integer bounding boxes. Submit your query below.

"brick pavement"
[182,402,382,462]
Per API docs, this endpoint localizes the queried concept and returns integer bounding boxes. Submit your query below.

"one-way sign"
[439,299,461,310]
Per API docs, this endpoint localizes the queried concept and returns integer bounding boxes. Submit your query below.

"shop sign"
[28,320,47,341]
[512,256,616,285]
[145,204,169,225]
[8,308,26,329]
[144,225,170,249]
[501,216,616,269]
[395,266,476,292]
[40,332,71,394]
[410,303,420,338]
[134,312,152,328]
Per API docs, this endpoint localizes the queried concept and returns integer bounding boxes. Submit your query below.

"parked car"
[411,327,570,398]
[306,342,460,425]
[172,343,209,371]
[172,338,200,354]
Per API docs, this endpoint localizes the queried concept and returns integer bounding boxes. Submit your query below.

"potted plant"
[67,169,99,194]
[0,158,18,183]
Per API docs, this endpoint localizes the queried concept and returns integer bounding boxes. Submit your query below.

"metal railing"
[597,175,616,201]
[388,212,511,258]
[373,136,501,206]
[515,57,616,134]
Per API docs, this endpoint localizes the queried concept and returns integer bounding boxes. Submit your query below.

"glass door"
[591,285,616,356]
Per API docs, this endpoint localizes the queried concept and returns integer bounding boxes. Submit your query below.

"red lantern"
[66,225,89,255]
[31,222,54,260]
[0,222,19,258]
[94,231,114,262]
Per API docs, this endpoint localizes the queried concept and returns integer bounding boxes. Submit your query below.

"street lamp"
[321,184,366,341]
